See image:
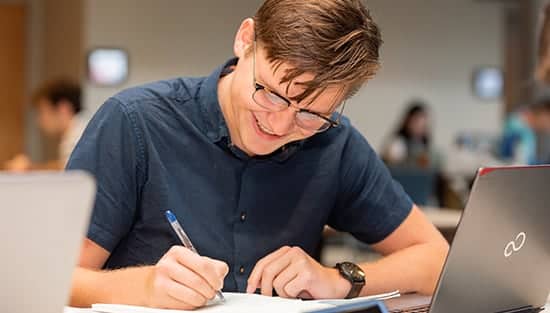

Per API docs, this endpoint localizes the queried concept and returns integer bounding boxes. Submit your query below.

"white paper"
[64,307,94,313]
[316,290,400,306]
[92,293,328,313]
[91,291,400,313]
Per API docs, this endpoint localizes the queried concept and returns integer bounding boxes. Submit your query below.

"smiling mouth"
[253,114,279,137]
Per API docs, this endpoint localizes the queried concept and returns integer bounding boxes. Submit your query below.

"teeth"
[255,117,276,135]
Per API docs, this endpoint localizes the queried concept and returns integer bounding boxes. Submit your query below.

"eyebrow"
[257,72,290,102]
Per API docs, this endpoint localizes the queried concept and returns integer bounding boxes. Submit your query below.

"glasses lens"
[253,89,288,111]
[296,111,330,132]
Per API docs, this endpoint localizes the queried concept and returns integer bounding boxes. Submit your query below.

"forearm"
[358,241,448,296]
[30,159,64,171]
[69,266,154,308]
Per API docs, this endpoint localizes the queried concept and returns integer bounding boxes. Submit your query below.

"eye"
[264,90,288,106]
[297,111,319,121]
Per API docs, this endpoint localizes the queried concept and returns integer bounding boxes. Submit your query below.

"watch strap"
[346,281,363,299]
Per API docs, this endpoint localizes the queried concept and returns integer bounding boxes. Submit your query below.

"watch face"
[340,262,365,283]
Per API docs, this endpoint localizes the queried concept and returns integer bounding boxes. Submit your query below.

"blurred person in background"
[501,97,550,165]
[382,100,439,169]
[499,4,550,166]
[535,2,550,163]
[3,79,86,172]
[536,3,550,85]
[382,101,450,207]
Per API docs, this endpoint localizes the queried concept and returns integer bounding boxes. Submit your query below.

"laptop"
[387,165,550,313]
[0,172,96,313]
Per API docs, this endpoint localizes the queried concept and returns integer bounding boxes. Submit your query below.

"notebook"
[89,291,399,313]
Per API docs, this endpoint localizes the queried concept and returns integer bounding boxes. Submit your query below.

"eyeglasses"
[251,41,345,133]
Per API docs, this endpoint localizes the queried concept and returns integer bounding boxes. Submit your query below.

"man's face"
[225,45,344,156]
[36,99,63,136]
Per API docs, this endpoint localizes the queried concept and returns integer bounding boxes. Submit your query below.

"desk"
[322,208,462,239]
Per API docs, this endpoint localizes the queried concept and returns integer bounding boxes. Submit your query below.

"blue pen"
[165,210,225,302]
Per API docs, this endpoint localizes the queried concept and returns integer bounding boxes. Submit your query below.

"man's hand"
[147,246,229,310]
[246,246,352,299]
[4,154,31,172]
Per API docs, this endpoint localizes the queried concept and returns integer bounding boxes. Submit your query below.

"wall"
[16,0,84,161]
[83,0,262,117]
[350,0,504,152]
[84,0,504,156]
[0,4,26,163]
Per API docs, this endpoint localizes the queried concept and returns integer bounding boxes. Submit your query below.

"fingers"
[168,246,228,291]
[247,246,315,299]
[260,253,292,296]
[161,258,216,300]
[247,246,291,293]
[165,280,208,308]
[151,246,229,309]
[284,273,311,299]
[247,246,326,300]
[151,275,207,310]
[272,263,299,298]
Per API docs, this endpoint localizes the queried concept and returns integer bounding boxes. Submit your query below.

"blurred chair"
[388,166,436,206]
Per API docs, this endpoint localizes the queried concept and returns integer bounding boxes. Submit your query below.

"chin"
[242,139,282,156]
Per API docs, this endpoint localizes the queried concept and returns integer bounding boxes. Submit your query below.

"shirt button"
[240,212,246,222]
[239,266,245,274]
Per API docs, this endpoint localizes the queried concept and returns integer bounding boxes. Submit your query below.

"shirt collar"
[198,58,305,162]
[198,58,236,143]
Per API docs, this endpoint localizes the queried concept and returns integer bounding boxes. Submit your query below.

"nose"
[266,107,296,136]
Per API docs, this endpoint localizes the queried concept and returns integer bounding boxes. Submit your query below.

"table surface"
[64,294,550,312]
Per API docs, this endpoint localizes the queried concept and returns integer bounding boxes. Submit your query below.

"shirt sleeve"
[329,127,413,244]
[66,97,146,252]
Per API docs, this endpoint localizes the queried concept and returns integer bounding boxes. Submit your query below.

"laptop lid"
[0,172,96,313]
[430,166,550,313]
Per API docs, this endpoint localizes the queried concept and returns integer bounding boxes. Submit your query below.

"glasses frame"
[251,40,346,133]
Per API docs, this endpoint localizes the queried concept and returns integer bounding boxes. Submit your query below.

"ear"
[233,18,255,58]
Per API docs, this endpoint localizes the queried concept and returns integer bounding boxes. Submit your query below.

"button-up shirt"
[67,58,412,292]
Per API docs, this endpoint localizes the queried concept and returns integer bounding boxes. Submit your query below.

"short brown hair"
[32,78,82,114]
[537,4,550,84]
[253,0,382,107]
[531,95,550,113]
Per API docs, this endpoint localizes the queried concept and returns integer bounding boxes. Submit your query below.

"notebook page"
[314,290,400,306]
[91,293,330,313]
[91,290,400,313]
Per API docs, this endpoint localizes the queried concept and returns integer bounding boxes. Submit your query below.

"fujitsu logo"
[504,232,526,258]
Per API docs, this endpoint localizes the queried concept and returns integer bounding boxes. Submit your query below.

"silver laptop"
[0,172,96,313]
[388,165,550,313]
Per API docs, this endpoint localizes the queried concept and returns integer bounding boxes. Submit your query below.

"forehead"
[254,47,344,112]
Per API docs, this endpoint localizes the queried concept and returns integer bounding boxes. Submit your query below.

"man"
[68,0,449,310]
[3,79,86,171]
[501,98,550,165]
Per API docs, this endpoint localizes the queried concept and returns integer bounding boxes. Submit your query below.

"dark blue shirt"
[67,59,413,292]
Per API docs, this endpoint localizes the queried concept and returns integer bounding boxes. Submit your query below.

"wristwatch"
[335,262,366,299]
